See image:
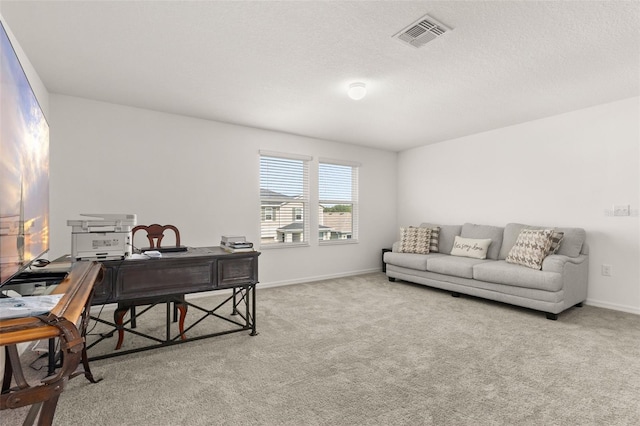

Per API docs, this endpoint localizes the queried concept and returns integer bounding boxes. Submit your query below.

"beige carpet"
[5,273,640,425]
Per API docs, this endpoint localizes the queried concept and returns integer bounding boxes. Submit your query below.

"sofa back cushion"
[460,223,504,260]
[554,227,586,257]
[499,223,586,259]
[419,223,462,254]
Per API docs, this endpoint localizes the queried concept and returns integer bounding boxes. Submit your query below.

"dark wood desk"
[87,247,260,360]
[0,261,103,426]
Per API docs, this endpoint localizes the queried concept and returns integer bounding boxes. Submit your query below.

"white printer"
[67,214,137,261]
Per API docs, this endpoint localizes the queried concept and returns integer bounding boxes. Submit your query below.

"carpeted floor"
[5,272,640,425]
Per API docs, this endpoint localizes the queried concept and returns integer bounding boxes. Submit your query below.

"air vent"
[393,14,452,48]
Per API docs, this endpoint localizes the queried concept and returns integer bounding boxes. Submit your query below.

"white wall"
[397,97,640,314]
[49,95,397,286]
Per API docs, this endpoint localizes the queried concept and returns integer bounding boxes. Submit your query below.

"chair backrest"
[132,224,181,249]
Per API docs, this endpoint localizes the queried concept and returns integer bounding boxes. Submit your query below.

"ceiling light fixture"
[347,82,367,100]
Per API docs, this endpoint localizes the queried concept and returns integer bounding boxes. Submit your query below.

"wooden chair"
[132,224,181,250]
[113,224,187,349]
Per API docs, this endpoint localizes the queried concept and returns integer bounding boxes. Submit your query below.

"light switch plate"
[613,205,630,216]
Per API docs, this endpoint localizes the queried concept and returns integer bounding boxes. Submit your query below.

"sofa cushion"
[554,227,586,257]
[427,255,492,279]
[505,229,554,270]
[384,252,446,271]
[473,260,563,292]
[419,223,462,255]
[398,227,431,254]
[450,236,492,259]
[500,223,531,260]
[461,223,504,260]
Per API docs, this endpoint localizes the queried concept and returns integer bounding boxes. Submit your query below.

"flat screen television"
[0,20,50,286]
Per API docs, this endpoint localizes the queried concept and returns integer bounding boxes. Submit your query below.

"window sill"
[318,240,359,246]
[259,242,310,250]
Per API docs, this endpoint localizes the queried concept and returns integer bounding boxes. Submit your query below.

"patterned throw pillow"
[427,226,440,253]
[399,227,432,254]
[547,231,564,255]
[506,229,554,270]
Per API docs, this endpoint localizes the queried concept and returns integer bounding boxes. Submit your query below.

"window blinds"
[259,153,310,245]
[318,161,359,242]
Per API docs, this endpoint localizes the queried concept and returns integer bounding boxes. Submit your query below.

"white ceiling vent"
[393,14,452,48]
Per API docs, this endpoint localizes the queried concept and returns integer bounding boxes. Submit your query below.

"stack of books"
[220,235,254,253]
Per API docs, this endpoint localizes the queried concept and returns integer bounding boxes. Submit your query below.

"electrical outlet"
[613,205,630,216]
[601,264,612,277]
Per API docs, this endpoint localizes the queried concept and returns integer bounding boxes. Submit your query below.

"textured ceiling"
[1,1,639,152]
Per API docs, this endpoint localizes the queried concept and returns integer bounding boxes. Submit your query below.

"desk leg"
[2,346,12,393]
[24,402,42,426]
[47,338,56,376]
[231,289,238,315]
[166,302,171,343]
[6,345,28,388]
[130,306,137,329]
[38,396,60,426]
[250,285,258,336]
[2,344,64,426]
[78,348,101,384]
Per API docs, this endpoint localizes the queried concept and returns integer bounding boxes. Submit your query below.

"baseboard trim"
[585,298,640,315]
[94,269,383,308]
[257,268,382,290]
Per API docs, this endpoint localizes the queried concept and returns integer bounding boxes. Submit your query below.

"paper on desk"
[0,294,64,320]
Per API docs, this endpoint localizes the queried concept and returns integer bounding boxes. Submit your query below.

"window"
[262,207,273,221]
[318,160,359,243]
[259,152,310,246]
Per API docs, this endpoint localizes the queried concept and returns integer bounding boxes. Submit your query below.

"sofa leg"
[388,277,396,282]
[575,302,583,308]
[546,313,558,320]
[451,292,460,298]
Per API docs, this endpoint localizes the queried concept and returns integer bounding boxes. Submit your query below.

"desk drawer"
[117,261,215,299]
[217,257,257,288]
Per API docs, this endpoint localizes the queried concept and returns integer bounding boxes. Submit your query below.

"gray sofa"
[383,222,589,320]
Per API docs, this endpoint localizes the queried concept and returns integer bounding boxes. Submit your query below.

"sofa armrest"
[542,254,588,273]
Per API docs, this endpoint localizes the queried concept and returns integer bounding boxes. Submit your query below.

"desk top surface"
[0,261,103,346]
[30,246,258,269]
[106,246,259,264]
